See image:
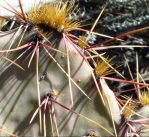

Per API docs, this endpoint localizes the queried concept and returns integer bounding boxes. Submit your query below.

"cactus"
[0,1,121,136]
[0,25,120,136]
[0,0,148,137]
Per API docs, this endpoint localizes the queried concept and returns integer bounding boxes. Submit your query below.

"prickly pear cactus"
[0,1,121,136]
[0,28,120,136]
[0,0,148,137]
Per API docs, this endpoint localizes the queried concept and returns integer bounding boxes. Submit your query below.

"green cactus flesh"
[0,27,120,136]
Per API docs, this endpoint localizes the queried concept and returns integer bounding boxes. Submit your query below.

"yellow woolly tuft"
[0,19,4,29]
[95,58,112,76]
[28,2,80,32]
[139,91,149,106]
[77,36,88,48]
[122,103,136,118]
[86,130,97,136]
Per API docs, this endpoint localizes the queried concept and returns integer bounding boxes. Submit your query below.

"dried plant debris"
[78,0,149,34]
